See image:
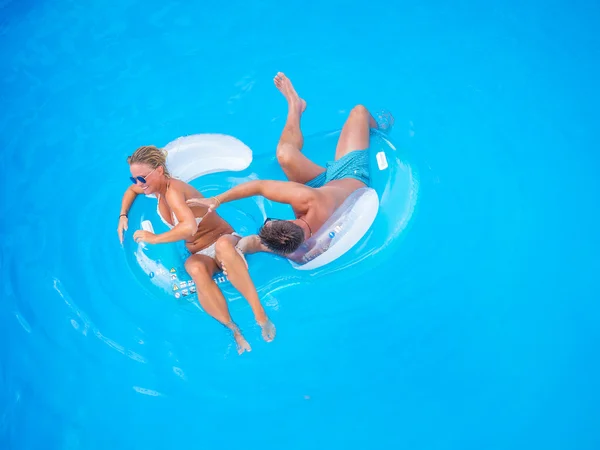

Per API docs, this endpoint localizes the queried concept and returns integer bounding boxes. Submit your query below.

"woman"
[117,145,275,354]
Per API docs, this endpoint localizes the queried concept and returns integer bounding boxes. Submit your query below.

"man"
[202,72,392,264]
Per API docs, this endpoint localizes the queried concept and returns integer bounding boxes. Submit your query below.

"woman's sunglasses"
[130,167,157,184]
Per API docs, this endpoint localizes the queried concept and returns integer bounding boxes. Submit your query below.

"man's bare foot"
[274,72,306,116]
[258,318,276,342]
[234,331,251,355]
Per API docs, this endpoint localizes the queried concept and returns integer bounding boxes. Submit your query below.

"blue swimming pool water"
[2,0,599,449]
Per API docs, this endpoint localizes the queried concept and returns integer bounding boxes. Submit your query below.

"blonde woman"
[117,145,275,354]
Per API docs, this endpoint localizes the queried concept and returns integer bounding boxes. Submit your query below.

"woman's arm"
[120,184,143,216]
[133,186,199,245]
[155,187,199,243]
[117,185,144,244]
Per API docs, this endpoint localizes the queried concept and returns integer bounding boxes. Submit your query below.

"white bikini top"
[156,194,206,230]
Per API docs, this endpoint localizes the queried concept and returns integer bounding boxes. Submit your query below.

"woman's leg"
[184,254,251,354]
[215,235,276,342]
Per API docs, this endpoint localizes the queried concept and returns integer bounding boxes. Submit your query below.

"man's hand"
[186,196,220,212]
[235,235,261,254]
[133,230,158,244]
[235,234,275,255]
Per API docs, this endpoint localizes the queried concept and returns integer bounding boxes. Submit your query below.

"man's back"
[301,177,368,236]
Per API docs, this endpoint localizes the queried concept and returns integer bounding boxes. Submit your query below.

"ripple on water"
[133,386,162,397]
[172,367,187,381]
[5,247,37,335]
[53,277,148,363]
[14,311,32,334]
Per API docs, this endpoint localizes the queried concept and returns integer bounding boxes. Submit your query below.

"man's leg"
[274,72,325,184]
[214,235,276,342]
[334,105,380,161]
[184,254,251,354]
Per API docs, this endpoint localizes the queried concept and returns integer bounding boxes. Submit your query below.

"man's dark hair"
[259,220,305,254]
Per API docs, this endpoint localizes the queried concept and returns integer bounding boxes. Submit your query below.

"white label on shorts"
[376,152,388,171]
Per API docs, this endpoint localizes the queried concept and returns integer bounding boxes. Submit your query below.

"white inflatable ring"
[163,133,252,182]
[142,133,380,272]
[289,187,379,270]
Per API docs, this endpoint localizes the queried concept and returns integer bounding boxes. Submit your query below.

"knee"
[349,104,369,119]
[276,143,295,168]
[215,236,237,260]
[185,259,212,281]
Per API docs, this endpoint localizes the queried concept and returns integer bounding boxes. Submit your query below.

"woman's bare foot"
[274,72,306,116]
[233,330,251,355]
[258,318,276,342]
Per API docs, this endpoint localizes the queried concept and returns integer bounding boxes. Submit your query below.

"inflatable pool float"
[123,129,418,301]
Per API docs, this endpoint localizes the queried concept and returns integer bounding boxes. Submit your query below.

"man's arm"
[215,179,314,211]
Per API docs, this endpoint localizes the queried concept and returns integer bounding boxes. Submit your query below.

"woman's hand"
[117,216,128,244]
[133,230,158,244]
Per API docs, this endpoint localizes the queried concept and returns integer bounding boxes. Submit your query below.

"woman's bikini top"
[156,184,206,230]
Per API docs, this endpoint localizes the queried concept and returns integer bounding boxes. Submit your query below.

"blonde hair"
[127,145,171,178]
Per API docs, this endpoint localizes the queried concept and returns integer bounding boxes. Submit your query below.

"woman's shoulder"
[167,178,202,199]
